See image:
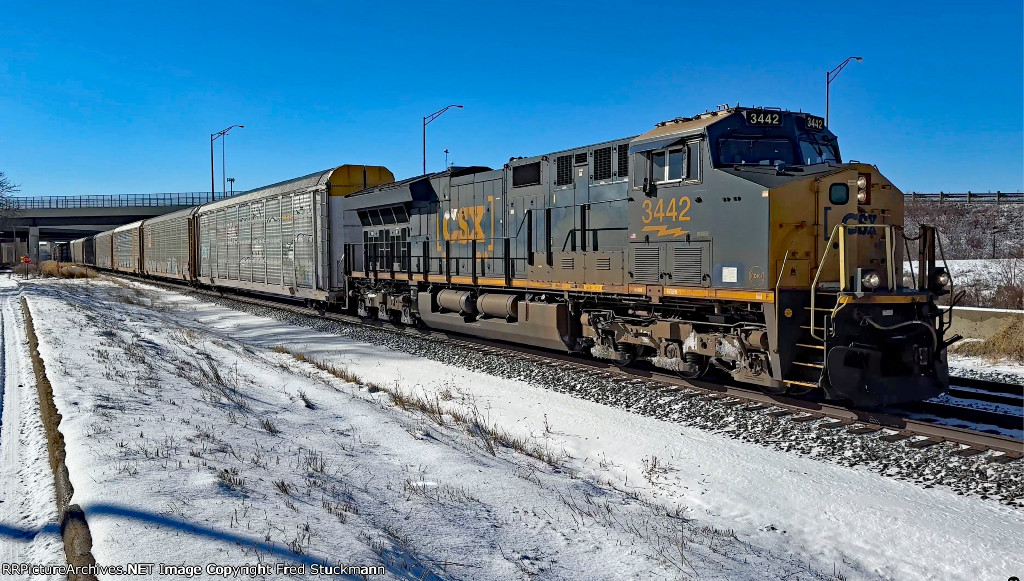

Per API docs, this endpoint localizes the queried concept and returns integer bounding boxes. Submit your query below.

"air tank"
[437,289,476,315]
[477,293,519,319]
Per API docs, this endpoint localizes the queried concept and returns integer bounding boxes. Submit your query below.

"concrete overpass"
[0,192,228,262]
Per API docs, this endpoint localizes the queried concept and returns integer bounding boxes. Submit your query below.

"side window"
[652,148,686,183]
[829,183,849,205]
[686,140,701,182]
[667,149,685,180]
[652,151,666,182]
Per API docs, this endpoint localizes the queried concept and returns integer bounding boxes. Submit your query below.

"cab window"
[829,183,849,204]
[652,148,686,183]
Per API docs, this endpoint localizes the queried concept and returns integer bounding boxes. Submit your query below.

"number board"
[803,115,825,131]
[744,111,782,126]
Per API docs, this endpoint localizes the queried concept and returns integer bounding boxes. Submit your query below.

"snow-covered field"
[2,276,1023,580]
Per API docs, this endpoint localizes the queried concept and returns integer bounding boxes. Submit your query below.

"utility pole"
[422,105,463,174]
[826,57,862,127]
[210,125,244,200]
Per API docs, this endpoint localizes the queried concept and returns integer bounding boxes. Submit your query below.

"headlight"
[936,272,950,287]
[861,271,881,289]
[857,174,870,204]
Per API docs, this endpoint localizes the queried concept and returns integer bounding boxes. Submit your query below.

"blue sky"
[1,1,1021,196]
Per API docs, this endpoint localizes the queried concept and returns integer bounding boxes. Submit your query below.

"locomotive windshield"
[719,138,796,166]
[711,112,841,167]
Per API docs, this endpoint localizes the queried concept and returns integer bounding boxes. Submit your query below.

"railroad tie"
[908,437,944,449]
[817,420,854,430]
[846,425,882,435]
[878,431,913,442]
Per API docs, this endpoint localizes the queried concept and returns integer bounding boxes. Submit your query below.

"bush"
[40,260,61,277]
[13,261,96,279]
[952,315,1024,362]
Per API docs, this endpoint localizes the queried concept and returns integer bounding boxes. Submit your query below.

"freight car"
[94,229,114,270]
[193,165,394,300]
[70,236,95,266]
[86,106,956,407]
[141,208,195,281]
[112,221,144,274]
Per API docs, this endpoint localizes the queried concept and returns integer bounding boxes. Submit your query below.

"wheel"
[675,353,707,380]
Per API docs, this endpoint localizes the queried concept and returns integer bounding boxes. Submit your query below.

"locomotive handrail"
[809,225,842,342]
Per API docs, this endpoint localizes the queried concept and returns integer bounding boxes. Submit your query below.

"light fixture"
[861,271,881,290]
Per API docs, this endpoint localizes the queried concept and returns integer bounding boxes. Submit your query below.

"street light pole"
[210,125,244,201]
[826,56,863,127]
[422,105,463,174]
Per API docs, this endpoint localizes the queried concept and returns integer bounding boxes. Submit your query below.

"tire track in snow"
[0,287,64,577]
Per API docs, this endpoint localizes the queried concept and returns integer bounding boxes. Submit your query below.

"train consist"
[71,106,958,407]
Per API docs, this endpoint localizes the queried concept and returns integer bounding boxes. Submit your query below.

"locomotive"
[74,106,957,407]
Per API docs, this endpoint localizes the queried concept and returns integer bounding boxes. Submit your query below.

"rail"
[905,192,1024,204]
[7,192,246,210]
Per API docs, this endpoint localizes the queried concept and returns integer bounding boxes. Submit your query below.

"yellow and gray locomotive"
[78,106,955,407]
[346,106,954,406]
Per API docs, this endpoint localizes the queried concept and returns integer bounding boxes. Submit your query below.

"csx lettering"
[442,206,486,243]
[843,212,878,235]
[642,196,691,224]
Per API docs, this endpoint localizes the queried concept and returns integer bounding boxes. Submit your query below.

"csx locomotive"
[74,106,957,407]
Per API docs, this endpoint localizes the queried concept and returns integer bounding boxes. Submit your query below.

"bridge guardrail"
[9,192,233,210]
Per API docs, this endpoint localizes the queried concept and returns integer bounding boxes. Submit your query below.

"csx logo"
[440,205,486,243]
[823,207,879,239]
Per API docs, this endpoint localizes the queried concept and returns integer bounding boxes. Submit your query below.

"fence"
[905,192,1024,204]
[8,192,240,210]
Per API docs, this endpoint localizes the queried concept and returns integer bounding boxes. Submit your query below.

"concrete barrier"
[944,306,1024,340]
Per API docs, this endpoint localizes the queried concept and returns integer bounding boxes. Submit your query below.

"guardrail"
[8,192,241,210]
[906,192,1024,204]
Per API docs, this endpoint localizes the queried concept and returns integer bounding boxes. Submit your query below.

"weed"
[274,480,292,495]
[217,467,245,491]
[260,418,280,435]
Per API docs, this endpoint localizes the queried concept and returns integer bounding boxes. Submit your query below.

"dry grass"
[276,344,564,466]
[952,314,1024,362]
[272,346,362,384]
[19,260,99,279]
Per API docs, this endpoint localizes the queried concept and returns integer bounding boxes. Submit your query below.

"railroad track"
[109,274,1024,460]
[895,378,1023,435]
[948,377,1024,408]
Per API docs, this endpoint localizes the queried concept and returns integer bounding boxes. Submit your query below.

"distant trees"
[0,171,19,219]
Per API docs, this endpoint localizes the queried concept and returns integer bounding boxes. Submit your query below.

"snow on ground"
[0,279,65,579]
[949,354,1024,386]
[904,258,1022,288]
[12,277,1024,580]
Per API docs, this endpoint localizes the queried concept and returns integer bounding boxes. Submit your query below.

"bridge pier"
[29,227,39,264]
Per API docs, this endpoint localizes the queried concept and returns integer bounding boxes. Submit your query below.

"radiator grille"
[560,256,575,270]
[672,246,704,286]
[633,246,660,283]
[593,147,612,180]
[555,155,572,186]
[574,152,588,165]
[617,144,629,177]
[595,256,611,270]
